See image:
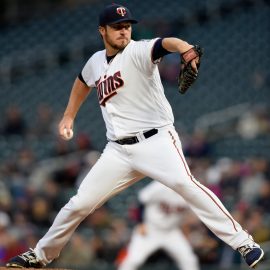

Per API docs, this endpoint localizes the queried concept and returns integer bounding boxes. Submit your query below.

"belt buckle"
[116,136,139,145]
[126,136,138,144]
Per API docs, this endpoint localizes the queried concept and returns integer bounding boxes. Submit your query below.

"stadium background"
[0,0,269,269]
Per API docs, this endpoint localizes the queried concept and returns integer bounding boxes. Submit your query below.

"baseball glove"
[178,45,203,94]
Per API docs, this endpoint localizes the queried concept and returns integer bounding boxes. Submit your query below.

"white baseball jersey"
[139,181,188,230]
[81,39,174,140]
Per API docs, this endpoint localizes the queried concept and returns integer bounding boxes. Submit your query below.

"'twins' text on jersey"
[96,71,124,106]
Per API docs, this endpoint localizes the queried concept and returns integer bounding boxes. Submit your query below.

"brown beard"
[104,32,129,51]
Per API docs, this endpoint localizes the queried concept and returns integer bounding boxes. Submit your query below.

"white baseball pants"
[35,125,254,264]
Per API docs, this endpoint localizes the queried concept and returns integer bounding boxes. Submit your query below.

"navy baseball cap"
[99,4,138,26]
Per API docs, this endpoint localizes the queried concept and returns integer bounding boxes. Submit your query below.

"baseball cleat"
[6,248,45,268]
[238,244,264,268]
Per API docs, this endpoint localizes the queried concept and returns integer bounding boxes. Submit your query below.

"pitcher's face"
[99,22,132,53]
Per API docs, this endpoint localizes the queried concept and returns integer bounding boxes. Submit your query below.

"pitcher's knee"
[164,176,201,202]
[64,194,96,217]
[168,176,195,192]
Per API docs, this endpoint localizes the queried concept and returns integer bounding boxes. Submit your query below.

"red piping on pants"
[168,131,238,232]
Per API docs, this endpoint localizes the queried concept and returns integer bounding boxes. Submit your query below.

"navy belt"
[115,128,158,145]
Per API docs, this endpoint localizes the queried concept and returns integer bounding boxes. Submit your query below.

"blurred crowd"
[0,0,98,27]
[0,103,269,269]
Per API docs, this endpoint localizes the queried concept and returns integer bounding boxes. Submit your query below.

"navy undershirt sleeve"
[152,38,172,62]
[78,72,87,85]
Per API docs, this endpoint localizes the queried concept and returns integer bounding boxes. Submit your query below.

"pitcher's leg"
[161,131,253,249]
[132,127,255,250]
[35,144,143,264]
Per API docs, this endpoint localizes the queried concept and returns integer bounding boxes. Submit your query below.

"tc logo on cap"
[116,7,127,17]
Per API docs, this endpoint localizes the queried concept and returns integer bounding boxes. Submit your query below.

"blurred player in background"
[118,181,200,270]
